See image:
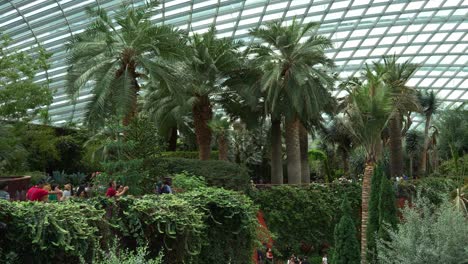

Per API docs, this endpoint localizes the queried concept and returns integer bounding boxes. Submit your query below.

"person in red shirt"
[106,181,128,198]
[26,182,49,202]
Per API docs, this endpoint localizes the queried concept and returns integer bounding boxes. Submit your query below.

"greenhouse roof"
[0,0,467,127]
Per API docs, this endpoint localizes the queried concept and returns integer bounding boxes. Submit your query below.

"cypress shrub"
[333,196,361,264]
[366,165,383,262]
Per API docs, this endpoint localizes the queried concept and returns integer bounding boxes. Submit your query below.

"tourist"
[322,253,328,264]
[49,185,63,202]
[76,185,88,198]
[287,255,296,264]
[265,247,273,263]
[106,180,129,198]
[61,184,72,201]
[26,181,49,202]
[0,182,10,201]
[159,178,172,194]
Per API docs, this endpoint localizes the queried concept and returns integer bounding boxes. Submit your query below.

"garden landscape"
[0,1,467,263]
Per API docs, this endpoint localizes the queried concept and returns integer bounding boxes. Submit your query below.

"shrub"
[0,199,108,263]
[161,158,251,191]
[397,177,458,205]
[88,241,163,264]
[251,183,361,257]
[0,188,257,264]
[172,171,207,192]
[161,151,218,160]
[377,198,468,264]
[180,187,258,264]
[333,196,360,264]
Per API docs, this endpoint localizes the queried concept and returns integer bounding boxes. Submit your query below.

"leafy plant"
[89,241,163,264]
[172,172,207,192]
[377,198,468,264]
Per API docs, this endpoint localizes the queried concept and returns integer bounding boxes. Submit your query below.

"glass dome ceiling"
[0,0,467,127]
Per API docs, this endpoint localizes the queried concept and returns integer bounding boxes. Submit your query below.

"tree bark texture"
[271,119,283,184]
[167,127,178,151]
[193,95,213,160]
[299,123,310,183]
[122,77,139,127]
[217,133,228,161]
[285,116,301,184]
[361,163,375,264]
[389,114,404,177]
[419,115,431,176]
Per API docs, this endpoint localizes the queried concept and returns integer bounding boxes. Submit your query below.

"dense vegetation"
[0,187,257,264]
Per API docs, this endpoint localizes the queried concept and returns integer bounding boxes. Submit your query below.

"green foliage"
[377,198,468,264]
[377,176,398,240]
[51,170,86,186]
[333,196,360,264]
[91,117,166,195]
[366,166,383,262]
[90,242,163,264]
[251,183,361,257]
[161,151,218,160]
[398,177,459,206]
[180,187,258,264]
[172,172,207,192]
[0,188,257,264]
[437,154,468,179]
[436,109,468,160]
[0,34,52,121]
[162,157,251,191]
[0,199,107,263]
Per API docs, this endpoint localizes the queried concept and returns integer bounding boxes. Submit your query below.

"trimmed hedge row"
[0,187,258,264]
[250,183,361,258]
[161,151,219,160]
[162,158,251,191]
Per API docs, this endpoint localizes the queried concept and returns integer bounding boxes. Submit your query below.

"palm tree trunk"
[361,162,375,264]
[420,115,431,176]
[285,116,301,184]
[299,123,310,183]
[167,127,178,151]
[342,150,350,176]
[193,95,213,160]
[389,113,404,177]
[122,77,139,126]
[271,119,283,184]
[218,133,228,161]
[409,156,413,179]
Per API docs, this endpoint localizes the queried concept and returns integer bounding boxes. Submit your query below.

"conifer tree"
[378,175,398,241]
[366,166,383,262]
[333,196,361,264]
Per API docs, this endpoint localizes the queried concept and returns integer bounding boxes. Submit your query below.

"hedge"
[0,187,257,264]
[250,183,361,258]
[161,158,251,191]
[161,151,219,160]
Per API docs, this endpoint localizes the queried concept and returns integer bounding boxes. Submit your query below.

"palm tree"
[418,90,440,176]
[208,114,230,161]
[321,117,354,176]
[343,64,392,262]
[382,56,419,178]
[249,20,335,184]
[405,129,423,178]
[66,2,186,129]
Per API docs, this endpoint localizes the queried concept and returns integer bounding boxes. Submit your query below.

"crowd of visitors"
[0,173,175,203]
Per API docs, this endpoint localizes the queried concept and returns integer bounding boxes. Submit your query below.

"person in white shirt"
[322,253,328,264]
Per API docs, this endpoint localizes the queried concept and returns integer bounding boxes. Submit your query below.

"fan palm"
[382,56,419,178]
[66,1,186,129]
[418,90,440,176]
[321,117,354,176]
[343,64,392,262]
[405,129,423,178]
[249,20,335,184]
[208,114,230,161]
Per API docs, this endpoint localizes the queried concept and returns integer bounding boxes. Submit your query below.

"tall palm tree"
[382,56,419,178]
[66,2,186,129]
[208,114,230,161]
[249,20,335,184]
[321,117,354,176]
[155,27,242,160]
[405,129,423,178]
[343,64,392,262]
[418,90,440,176]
